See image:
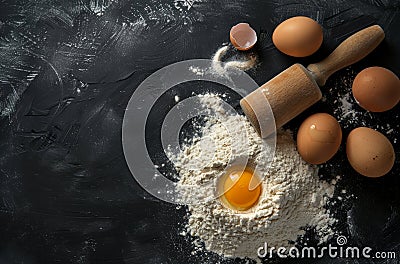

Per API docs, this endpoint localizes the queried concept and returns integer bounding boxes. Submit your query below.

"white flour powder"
[212,46,258,74]
[172,94,337,261]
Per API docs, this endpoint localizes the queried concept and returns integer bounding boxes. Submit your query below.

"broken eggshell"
[230,23,257,51]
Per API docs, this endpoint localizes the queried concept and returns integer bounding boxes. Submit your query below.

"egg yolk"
[222,170,261,211]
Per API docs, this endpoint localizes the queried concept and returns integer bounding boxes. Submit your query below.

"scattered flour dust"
[189,66,205,76]
[89,0,117,16]
[330,67,365,128]
[212,46,258,74]
[172,94,338,262]
[174,0,202,11]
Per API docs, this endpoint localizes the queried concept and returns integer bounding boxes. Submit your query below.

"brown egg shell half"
[230,23,257,51]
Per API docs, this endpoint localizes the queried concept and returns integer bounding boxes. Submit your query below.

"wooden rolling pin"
[240,25,385,138]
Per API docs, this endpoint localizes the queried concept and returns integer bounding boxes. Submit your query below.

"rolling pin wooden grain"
[240,25,385,138]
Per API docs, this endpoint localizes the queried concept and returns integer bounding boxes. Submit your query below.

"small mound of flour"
[172,94,337,261]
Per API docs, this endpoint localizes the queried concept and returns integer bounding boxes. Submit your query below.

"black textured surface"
[0,0,399,263]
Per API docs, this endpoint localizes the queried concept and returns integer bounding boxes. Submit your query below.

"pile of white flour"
[171,94,337,261]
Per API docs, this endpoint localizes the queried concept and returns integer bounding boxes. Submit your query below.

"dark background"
[0,0,399,263]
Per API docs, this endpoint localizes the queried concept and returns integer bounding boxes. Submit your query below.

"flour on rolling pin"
[240,25,385,138]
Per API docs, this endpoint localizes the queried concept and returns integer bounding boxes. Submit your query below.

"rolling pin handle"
[307,25,385,86]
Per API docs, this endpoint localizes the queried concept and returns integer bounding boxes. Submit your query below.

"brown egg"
[272,16,323,57]
[352,67,400,112]
[297,113,342,165]
[346,127,395,177]
[230,23,257,51]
